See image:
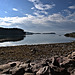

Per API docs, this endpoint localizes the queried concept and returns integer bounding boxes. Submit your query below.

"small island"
[26,32,56,35]
[42,32,56,34]
[64,32,75,38]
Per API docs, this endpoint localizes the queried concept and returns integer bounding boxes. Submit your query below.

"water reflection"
[0,35,25,43]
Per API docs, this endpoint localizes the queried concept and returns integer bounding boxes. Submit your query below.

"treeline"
[64,32,75,38]
[0,27,26,36]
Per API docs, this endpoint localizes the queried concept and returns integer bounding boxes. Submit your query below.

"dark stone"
[3,69,12,74]
[42,62,48,67]
[61,60,75,69]
[53,58,60,67]
[0,69,3,72]
[50,67,70,75]
[10,63,16,67]
[13,68,25,75]
[26,60,31,63]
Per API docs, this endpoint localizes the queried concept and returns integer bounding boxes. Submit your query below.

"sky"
[0,0,75,33]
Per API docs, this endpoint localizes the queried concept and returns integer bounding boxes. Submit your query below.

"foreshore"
[0,41,75,65]
[0,42,75,75]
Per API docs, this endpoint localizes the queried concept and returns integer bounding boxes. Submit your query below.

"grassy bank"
[0,41,75,64]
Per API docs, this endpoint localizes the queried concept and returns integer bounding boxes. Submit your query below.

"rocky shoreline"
[0,51,75,75]
[0,41,75,74]
[0,41,75,65]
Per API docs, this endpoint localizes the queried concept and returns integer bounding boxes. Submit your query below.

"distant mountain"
[64,32,75,38]
[0,27,26,36]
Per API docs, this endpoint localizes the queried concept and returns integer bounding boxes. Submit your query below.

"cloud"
[68,5,75,9]
[33,10,48,16]
[28,0,55,10]
[63,9,71,15]
[12,8,18,11]
[34,3,55,10]
[31,7,35,9]
[0,11,75,32]
[28,0,39,2]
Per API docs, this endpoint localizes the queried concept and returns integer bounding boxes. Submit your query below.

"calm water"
[0,34,75,47]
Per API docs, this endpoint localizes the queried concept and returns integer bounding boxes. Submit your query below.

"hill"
[64,32,75,38]
[0,27,26,36]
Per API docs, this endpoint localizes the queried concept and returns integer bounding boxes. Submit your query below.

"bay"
[0,34,75,47]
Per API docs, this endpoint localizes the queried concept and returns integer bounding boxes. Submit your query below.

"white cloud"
[31,7,35,9]
[63,9,71,15]
[28,0,39,2]
[28,0,55,10]
[12,8,18,11]
[0,11,75,32]
[68,5,75,9]
[33,10,48,16]
[34,3,55,10]
[47,14,65,22]
[66,12,75,22]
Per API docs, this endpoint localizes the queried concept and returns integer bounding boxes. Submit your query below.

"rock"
[71,70,75,75]
[19,63,29,68]
[0,69,10,74]
[41,59,48,67]
[72,52,75,59]
[72,52,75,56]
[10,63,16,67]
[25,60,31,63]
[12,67,25,75]
[50,67,70,75]
[67,54,72,59]
[0,64,10,70]
[67,52,75,59]
[60,57,71,67]
[0,51,75,75]
[8,61,21,67]
[46,58,52,64]
[24,73,35,75]
[36,66,49,75]
[53,57,60,67]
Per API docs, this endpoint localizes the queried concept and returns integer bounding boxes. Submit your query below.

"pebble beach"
[0,41,75,75]
[0,41,75,65]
